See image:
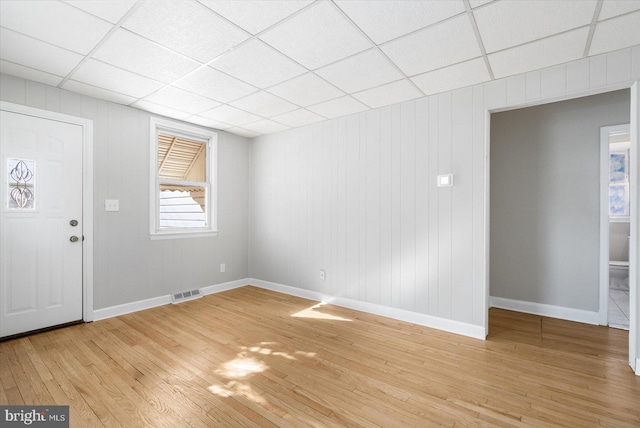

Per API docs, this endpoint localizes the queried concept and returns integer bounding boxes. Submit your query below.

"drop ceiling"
[1,0,639,138]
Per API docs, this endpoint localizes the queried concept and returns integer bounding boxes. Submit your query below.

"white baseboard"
[490,296,600,325]
[93,294,172,321]
[200,279,249,295]
[92,277,486,340]
[93,279,250,321]
[248,278,486,340]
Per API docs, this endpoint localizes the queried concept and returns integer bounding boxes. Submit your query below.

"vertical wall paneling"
[437,93,453,318]
[345,114,360,300]
[336,117,347,298]
[525,70,541,101]
[590,54,608,89]
[567,58,591,94]
[451,87,474,324]
[400,101,416,311]
[606,48,631,86]
[414,98,429,313]
[472,85,486,327]
[358,114,367,301]
[506,74,526,107]
[540,64,567,99]
[390,104,402,308]
[379,107,393,305]
[427,96,440,316]
[365,109,381,304]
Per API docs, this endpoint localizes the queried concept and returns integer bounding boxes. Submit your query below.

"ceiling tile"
[0,28,84,77]
[489,27,589,79]
[200,0,312,35]
[599,0,640,20]
[226,127,261,138]
[242,119,290,135]
[307,96,368,119]
[315,48,404,93]
[64,0,137,24]
[71,59,164,98]
[0,0,112,55]
[0,60,63,87]
[352,79,423,109]
[92,29,200,83]
[469,0,494,8]
[590,11,640,55]
[61,79,137,105]
[271,109,324,127]
[474,0,596,53]
[381,14,481,76]
[173,66,257,103]
[143,86,221,115]
[267,73,344,107]
[210,39,306,88]
[259,1,372,70]
[230,91,297,117]
[123,0,249,63]
[199,105,262,126]
[411,58,490,96]
[335,0,465,44]
[131,100,192,120]
[187,115,234,130]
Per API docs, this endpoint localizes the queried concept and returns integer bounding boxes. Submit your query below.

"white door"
[0,110,83,338]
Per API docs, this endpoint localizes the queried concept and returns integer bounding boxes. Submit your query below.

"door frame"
[485,81,639,375]
[599,123,631,326]
[1,101,94,322]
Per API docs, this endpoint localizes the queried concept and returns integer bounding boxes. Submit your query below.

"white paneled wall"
[0,74,251,310]
[250,45,640,336]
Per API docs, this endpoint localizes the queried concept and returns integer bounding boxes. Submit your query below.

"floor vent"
[172,289,202,304]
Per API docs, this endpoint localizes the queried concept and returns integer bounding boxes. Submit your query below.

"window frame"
[149,117,218,239]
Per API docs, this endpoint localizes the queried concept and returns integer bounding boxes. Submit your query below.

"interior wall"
[490,90,630,312]
[250,45,640,334]
[611,222,631,262]
[0,73,250,310]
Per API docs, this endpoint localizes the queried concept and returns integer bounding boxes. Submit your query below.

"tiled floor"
[609,276,629,330]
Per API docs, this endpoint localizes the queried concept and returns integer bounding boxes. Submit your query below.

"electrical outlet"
[220,263,226,273]
[320,269,326,280]
[105,199,119,212]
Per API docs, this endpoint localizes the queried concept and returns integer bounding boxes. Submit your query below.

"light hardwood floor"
[1,286,639,427]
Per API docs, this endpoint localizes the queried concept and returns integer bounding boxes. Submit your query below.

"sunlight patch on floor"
[291,303,352,321]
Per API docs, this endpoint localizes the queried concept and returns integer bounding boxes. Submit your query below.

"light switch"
[105,199,119,212]
[437,174,453,187]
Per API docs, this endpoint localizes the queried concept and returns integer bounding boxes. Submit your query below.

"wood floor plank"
[1,286,639,427]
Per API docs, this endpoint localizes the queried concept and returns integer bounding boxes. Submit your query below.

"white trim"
[490,296,601,325]
[0,101,94,322]
[200,279,248,295]
[93,279,248,321]
[600,124,631,326]
[629,80,639,372]
[249,279,487,340]
[149,116,218,239]
[93,295,172,321]
[636,358,640,376]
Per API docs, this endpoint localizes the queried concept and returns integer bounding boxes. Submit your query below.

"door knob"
[70,236,79,242]
[70,219,78,226]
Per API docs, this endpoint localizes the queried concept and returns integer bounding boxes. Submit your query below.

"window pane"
[158,133,206,182]
[159,185,206,229]
[7,158,35,210]
[609,184,628,216]
[609,152,626,183]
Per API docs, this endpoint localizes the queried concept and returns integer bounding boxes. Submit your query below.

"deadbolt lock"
[70,236,79,243]
[70,219,78,227]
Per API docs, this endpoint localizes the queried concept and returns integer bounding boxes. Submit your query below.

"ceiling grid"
[0,0,638,138]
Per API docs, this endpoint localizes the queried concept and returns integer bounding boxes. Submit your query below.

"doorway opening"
[601,124,631,330]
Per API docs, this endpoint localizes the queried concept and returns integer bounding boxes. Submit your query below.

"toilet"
[609,260,629,290]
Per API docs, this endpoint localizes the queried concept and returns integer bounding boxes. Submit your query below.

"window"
[150,117,217,239]
[609,142,630,220]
